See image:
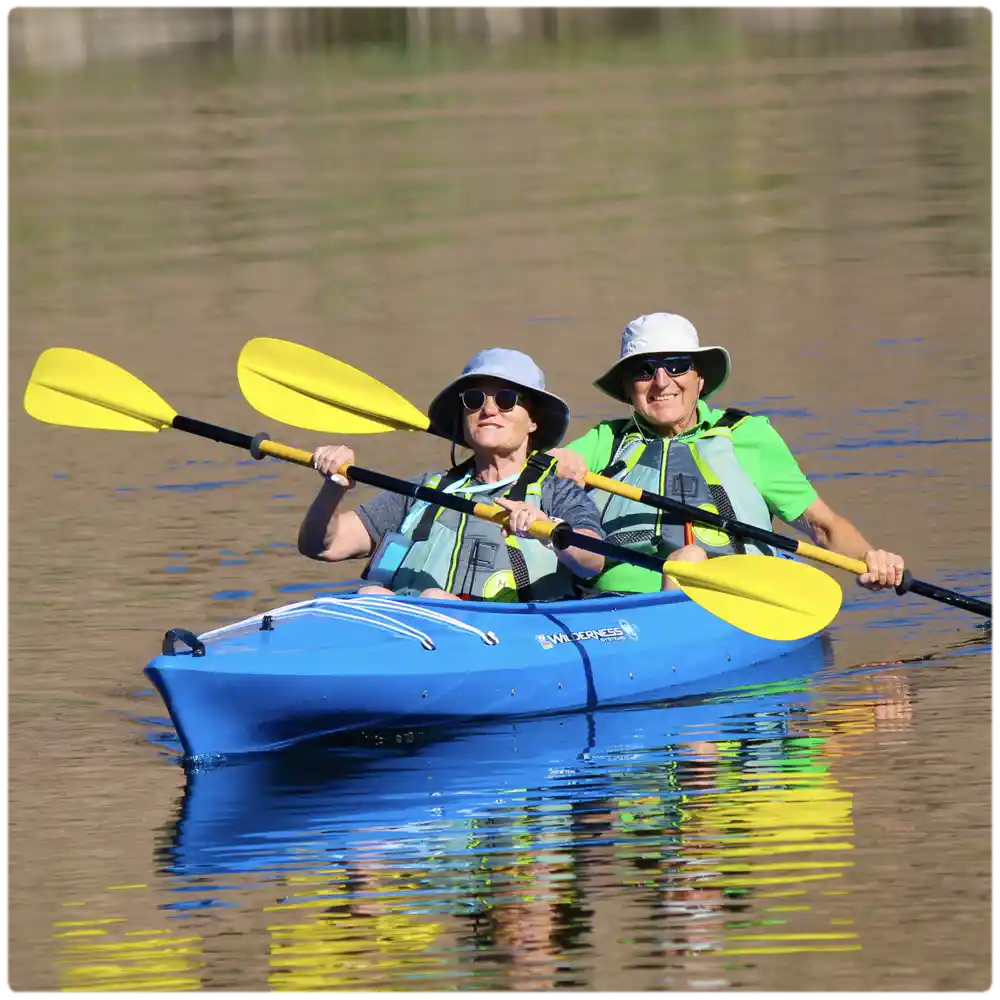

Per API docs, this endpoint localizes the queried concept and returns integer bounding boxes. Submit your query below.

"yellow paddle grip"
[471,502,556,539]
[794,542,867,575]
[583,472,643,500]
[257,440,315,467]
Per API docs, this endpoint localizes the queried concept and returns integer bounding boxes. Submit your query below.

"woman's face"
[461,378,538,456]
[625,355,704,435]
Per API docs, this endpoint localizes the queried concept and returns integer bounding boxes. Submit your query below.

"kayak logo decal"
[619,619,640,641]
[535,622,639,649]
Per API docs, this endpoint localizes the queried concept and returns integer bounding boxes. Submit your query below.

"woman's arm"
[298,445,374,562]
[298,484,374,562]
[552,526,605,579]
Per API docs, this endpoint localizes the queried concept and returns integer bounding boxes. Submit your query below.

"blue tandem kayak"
[145,588,824,759]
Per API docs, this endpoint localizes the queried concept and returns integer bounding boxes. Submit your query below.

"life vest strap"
[507,450,557,502]
[716,407,751,429]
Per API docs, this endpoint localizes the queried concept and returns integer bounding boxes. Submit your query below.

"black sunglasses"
[628,354,696,381]
[459,387,523,413]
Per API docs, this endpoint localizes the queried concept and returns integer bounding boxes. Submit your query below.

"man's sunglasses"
[628,354,696,381]
[460,387,523,413]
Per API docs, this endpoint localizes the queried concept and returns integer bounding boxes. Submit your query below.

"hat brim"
[593,346,731,403]
[427,375,570,452]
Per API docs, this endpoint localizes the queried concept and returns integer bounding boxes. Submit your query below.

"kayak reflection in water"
[299,348,606,602]
[549,312,906,595]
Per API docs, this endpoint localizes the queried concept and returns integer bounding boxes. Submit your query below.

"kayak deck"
[145,589,823,758]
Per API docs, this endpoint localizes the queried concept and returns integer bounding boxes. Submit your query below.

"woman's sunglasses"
[460,387,523,413]
[628,354,696,381]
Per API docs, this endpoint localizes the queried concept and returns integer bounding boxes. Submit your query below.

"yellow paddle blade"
[238,337,431,435]
[665,554,842,641]
[24,348,177,432]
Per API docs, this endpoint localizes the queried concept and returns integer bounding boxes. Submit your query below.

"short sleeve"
[355,476,427,546]
[541,476,606,538]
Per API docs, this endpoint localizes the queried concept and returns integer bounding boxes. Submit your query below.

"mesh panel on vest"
[613,529,659,547]
[507,545,534,601]
[707,484,746,554]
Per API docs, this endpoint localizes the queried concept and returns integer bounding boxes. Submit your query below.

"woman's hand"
[547,447,589,487]
[312,444,356,488]
[494,497,545,538]
[858,549,905,591]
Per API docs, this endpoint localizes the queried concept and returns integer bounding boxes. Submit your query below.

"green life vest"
[587,409,774,591]
[388,453,578,602]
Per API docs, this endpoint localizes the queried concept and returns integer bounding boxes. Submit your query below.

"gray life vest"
[383,454,579,602]
[588,409,775,560]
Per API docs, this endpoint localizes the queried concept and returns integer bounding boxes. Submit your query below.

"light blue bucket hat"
[427,348,571,451]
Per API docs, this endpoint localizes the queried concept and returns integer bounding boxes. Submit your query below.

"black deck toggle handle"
[162,628,206,657]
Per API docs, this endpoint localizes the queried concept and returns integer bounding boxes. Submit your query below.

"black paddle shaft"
[171,415,272,458]
[625,484,797,553]
[166,420,659,575]
[896,572,991,618]
[161,430,663,577]
[342,464,666,575]
[550,522,665,573]
[623,481,992,618]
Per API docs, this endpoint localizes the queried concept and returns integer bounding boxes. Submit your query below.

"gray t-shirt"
[356,471,605,547]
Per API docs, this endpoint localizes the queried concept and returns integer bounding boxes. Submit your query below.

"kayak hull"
[145,589,823,758]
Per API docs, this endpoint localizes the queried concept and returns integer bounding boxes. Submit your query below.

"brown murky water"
[9,15,991,990]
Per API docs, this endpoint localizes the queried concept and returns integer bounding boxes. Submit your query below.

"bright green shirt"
[566,401,818,592]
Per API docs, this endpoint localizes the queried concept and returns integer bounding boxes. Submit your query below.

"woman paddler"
[299,348,605,601]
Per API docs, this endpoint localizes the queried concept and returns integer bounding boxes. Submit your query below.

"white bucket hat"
[427,348,571,450]
[593,312,731,403]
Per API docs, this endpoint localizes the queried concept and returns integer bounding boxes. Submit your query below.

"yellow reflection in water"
[609,681,913,965]
[56,925,204,991]
[659,677,910,961]
[679,741,855,958]
[265,867,445,990]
